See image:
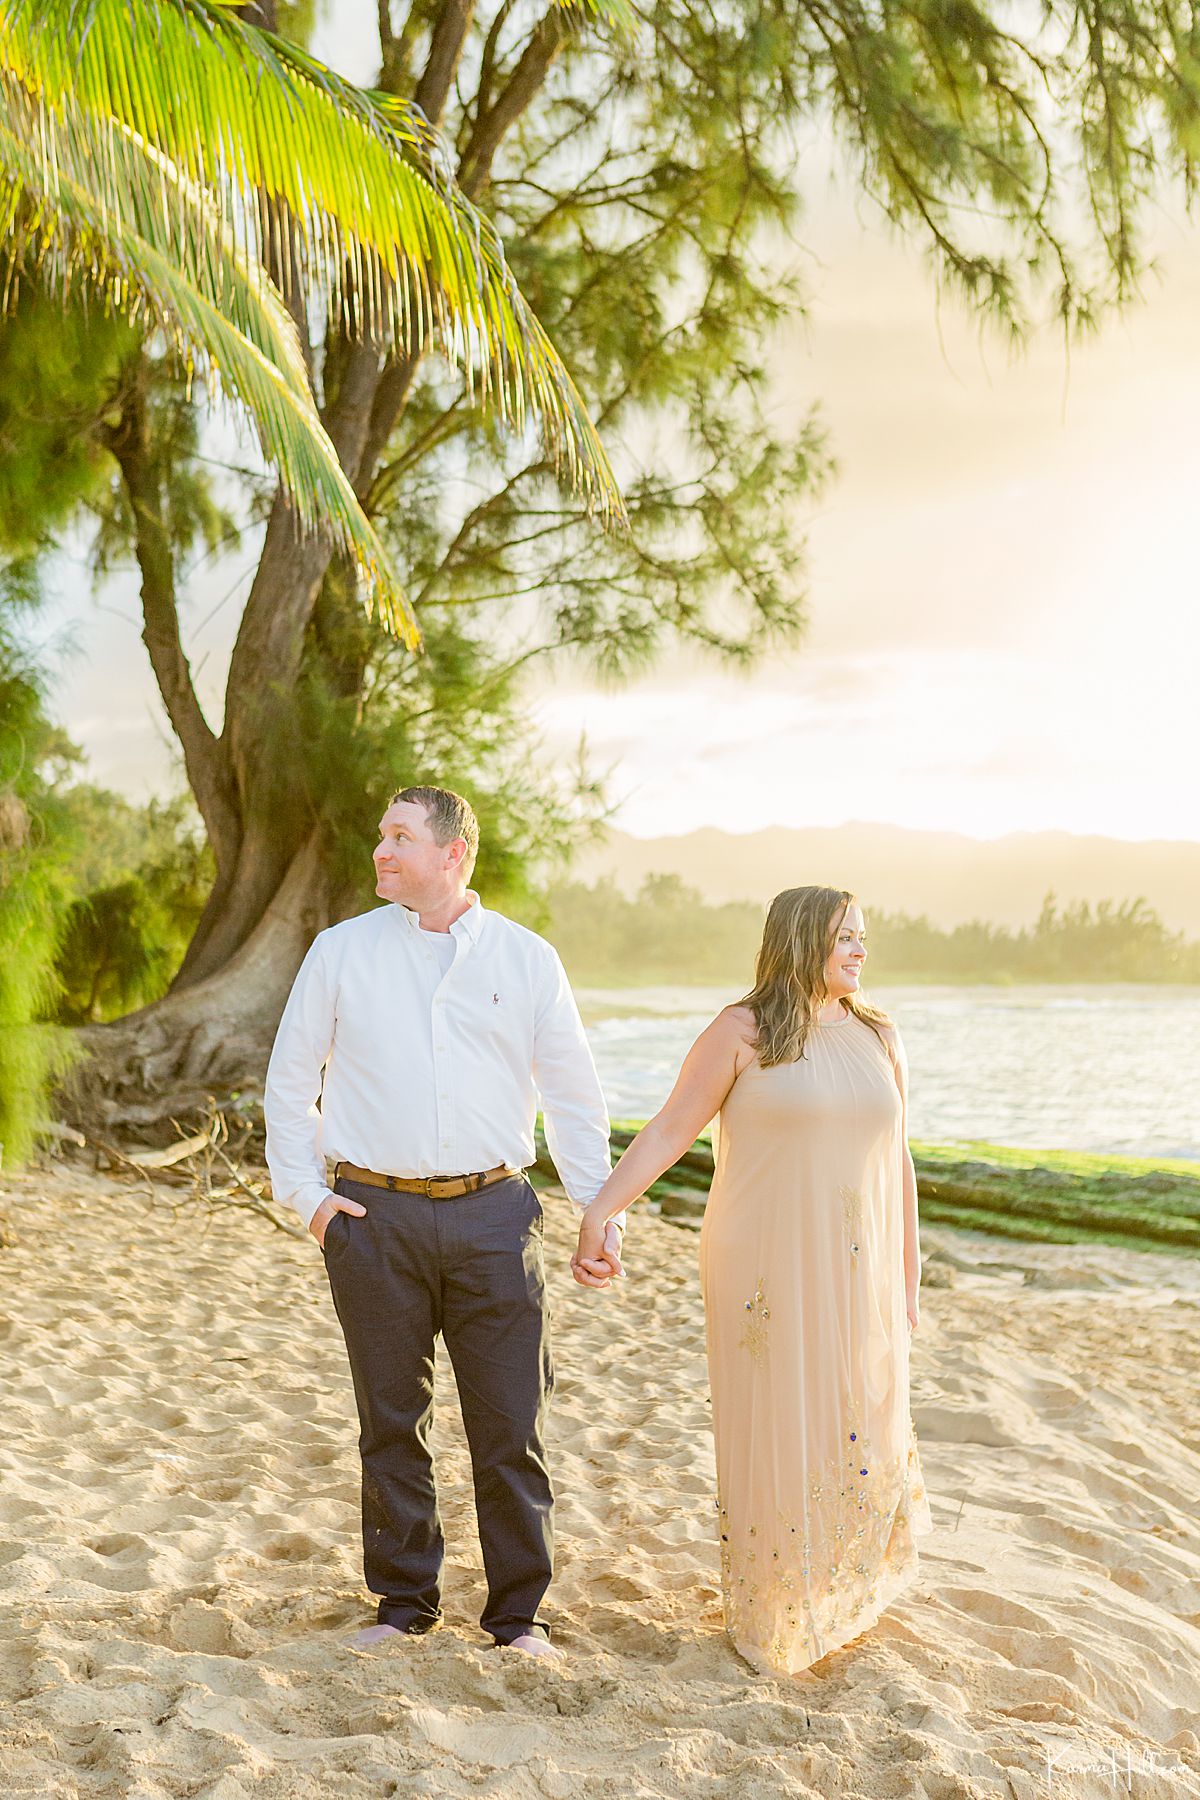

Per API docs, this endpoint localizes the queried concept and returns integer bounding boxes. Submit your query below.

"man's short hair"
[390,785,479,878]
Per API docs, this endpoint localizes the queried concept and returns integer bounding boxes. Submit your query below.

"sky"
[30,10,1200,846]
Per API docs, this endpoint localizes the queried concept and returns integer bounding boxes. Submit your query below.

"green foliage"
[295,604,608,928]
[547,874,764,983]
[545,876,1200,986]
[863,895,1200,983]
[366,0,833,683]
[49,786,195,896]
[0,291,242,597]
[1,551,213,1160]
[360,0,1200,687]
[52,799,214,1024]
[0,283,137,555]
[0,591,80,1164]
[2,0,626,616]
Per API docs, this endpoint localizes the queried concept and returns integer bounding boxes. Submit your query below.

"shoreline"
[535,1127,1200,1258]
[573,979,1200,1010]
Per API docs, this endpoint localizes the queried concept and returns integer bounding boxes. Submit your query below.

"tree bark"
[102,358,241,879]
[175,338,386,990]
[69,833,331,1134]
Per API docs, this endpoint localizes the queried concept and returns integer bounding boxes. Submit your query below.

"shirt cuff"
[570,1195,627,1233]
[287,1184,335,1229]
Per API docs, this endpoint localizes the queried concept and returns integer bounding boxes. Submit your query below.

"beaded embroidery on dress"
[699,1012,933,1676]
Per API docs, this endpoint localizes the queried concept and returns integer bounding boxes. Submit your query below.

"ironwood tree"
[9,0,1200,1129]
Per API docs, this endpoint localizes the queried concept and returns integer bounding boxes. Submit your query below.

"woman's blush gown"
[699,1010,933,1675]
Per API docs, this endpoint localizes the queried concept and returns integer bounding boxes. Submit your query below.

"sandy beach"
[1,1160,1198,1800]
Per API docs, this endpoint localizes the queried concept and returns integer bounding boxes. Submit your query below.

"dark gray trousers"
[322,1172,554,1644]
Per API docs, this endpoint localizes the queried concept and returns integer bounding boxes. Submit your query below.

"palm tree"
[0,0,626,646]
[0,0,631,1138]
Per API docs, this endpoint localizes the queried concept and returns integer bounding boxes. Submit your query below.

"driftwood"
[34,1121,87,1149]
[75,1099,303,1239]
[94,1125,216,1170]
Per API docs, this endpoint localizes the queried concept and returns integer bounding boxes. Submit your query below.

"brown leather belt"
[334,1161,521,1200]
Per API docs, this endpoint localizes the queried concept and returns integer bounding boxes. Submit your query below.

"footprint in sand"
[167,1597,257,1656]
[85,1534,145,1560]
[190,1477,247,1503]
[410,1706,549,1770]
[256,1531,329,1563]
[296,1443,342,1469]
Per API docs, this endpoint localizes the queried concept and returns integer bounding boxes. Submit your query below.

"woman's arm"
[884,1025,922,1329]
[571,1007,756,1283]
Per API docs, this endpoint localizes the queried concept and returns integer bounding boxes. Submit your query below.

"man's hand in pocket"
[309,1193,367,1248]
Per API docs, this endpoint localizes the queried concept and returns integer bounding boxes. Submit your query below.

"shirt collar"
[455,891,486,940]
[396,890,486,940]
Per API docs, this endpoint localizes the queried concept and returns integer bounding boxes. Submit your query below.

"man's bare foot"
[346,1622,404,1648]
[505,1633,563,1659]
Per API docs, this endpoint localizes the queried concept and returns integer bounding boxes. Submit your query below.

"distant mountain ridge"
[571,823,1200,934]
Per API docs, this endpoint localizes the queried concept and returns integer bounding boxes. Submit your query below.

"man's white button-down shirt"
[264,892,616,1230]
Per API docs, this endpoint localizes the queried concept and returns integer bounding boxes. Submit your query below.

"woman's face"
[823,900,867,1000]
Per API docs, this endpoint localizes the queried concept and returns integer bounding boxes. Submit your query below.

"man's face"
[373,800,465,908]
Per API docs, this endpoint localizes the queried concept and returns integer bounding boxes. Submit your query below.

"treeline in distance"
[546,875,1200,987]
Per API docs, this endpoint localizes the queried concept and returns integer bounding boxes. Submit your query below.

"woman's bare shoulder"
[715,1003,759,1047]
[675,1005,758,1087]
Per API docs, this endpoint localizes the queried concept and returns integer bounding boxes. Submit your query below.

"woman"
[573,886,933,1676]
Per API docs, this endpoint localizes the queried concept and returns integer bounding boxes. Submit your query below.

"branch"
[411,454,553,602]
[459,10,567,197]
[357,346,428,498]
[356,10,617,495]
[416,0,478,126]
[365,386,470,512]
[100,356,240,876]
[476,0,519,121]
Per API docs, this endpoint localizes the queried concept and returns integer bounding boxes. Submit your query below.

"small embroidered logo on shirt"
[492,992,500,1005]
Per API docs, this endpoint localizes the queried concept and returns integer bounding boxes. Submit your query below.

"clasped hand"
[570,1210,624,1289]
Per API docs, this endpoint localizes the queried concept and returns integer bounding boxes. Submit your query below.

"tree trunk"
[83,364,384,1117]
[68,834,331,1133]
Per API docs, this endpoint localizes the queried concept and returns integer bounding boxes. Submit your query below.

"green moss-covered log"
[533,1124,1200,1258]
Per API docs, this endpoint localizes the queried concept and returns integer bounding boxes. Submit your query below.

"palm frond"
[552,0,637,32]
[2,0,626,528]
[0,74,418,641]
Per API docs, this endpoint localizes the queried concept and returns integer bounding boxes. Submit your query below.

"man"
[264,785,624,1659]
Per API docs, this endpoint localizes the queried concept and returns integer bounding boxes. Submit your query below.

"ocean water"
[577,984,1200,1162]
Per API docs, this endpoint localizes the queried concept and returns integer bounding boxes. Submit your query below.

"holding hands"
[570,1208,626,1288]
[567,1009,751,1294]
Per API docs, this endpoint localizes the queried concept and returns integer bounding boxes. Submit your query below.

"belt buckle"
[424,1174,451,1200]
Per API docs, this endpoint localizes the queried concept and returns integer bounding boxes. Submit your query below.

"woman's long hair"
[741,886,893,1068]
